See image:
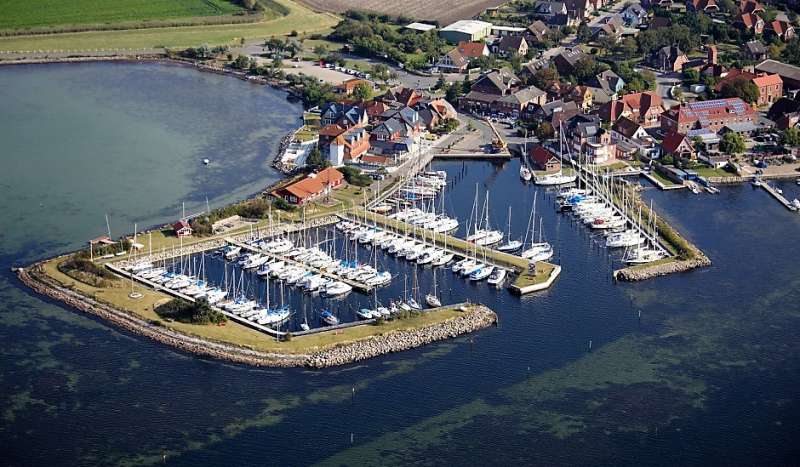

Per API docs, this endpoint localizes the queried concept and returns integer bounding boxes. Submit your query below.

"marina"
[754,178,800,212]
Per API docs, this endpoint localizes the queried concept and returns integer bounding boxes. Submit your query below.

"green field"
[0,0,337,52]
[0,0,244,31]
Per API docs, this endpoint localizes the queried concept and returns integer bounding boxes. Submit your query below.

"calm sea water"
[2,63,800,466]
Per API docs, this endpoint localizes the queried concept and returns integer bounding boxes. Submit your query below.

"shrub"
[155,298,226,325]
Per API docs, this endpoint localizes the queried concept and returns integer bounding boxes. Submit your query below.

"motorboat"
[534,172,577,186]
[520,165,532,181]
[357,308,376,320]
[460,261,482,277]
[223,245,241,260]
[487,268,507,286]
[470,265,494,281]
[320,310,339,326]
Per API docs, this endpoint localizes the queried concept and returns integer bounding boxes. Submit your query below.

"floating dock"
[758,181,798,212]
[105,263,287,337]
[224,237,375,293]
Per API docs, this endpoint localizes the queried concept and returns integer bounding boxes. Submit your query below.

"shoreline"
[16,262,497,368]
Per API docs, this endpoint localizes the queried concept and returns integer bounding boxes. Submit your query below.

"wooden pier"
[105,263,287,337]
[224,237,375,293]
[758,181,798,212]
[340,211,532,274]
[571,163,671,256]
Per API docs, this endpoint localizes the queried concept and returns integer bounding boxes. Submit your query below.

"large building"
[439,20,493,43]
[756,59,800,89]
[660,98,756,133]
[272,168,344,205]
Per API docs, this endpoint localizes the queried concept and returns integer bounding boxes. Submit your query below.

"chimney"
[708,44,718,65]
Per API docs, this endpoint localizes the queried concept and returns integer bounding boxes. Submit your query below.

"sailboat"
[520,133,532,181]
[467,190,503,246]
[534,124,577,186]
[497,206,522,252]
[407,269,422,310]
[425,269,442,308]
[520,193,553,260]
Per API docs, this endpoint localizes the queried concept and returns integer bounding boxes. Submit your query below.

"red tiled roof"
[319,124,347,137]
[740,13,760,29]
[752,73,783,87]
[173,220,191,231]
[280,168,344,201]
[457,41,487,58]
[528,145,558,165]
[661,132,690,154]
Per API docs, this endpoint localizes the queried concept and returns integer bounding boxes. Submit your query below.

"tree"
[720,131,746,155]
[531,67,559,89]
[313,44,328,56]
[352,82,372,101]
[535,121,555,140]
[371,63,390,82]
[683,68,700,84]
[719,76,760,104]
[435,73,446,90]
[598,36,618,56]
[577,22,592,42]
[461,74,472,94]
[444,82,461,104]
[231,55,252,70]
[306,147,329,170]
[616,37,638,57]
[782,127,800,146]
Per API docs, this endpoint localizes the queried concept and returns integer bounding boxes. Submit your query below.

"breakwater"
[613,253,712,282]
[305,305,497,368]
[17,264,496,368]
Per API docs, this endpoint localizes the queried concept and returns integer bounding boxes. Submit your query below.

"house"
[593,69,625,95]
[611,117,659,158]
[738,13,765,35]
[651,45,689,72]
[766,20,796,41]
[272,167,344,205]
[437,48,469,73]
[553,48,588,76]
[564,0,593,20]
[599,91,664,127]
[370,107,422,157]
[593,15,625,42]
[363,100,391,119]
[528,145,562,171]
[562,85,594,110]
[756,59,800,89]
[661,132,696,159]
[523,99,581,129]
[621,3,648,27]
[381,86,423,107]
[565,114,615,163]
[326,127,370,166]
[496,35,529,57]
[532,1,568,19]
[439,20,493,43]
[496,86,548,115]
[319,103,368,128]
[744,41,768,62]
[526,20,551,43]
[457,41,491,59]
[336,78,370,96]
[687,0,719,12]
[714,70,783,107]
[173,220,192,237]
[660,98,756,133]
[767,97,800,128]
[460,69,523,112]
[415,97,458,130]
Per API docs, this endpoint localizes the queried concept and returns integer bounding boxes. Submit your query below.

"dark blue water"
[3,64,800,466]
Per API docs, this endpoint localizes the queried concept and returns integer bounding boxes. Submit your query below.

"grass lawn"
[692,166,733,178]
[0,0,338,52]
[294,126,318,142]
[511,262,556,289]
[40,257,474,354]
[648,170,679,187]
[0,0,244,31]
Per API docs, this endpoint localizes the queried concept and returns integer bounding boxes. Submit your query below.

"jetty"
[341,210,532,273]
[757,180,798,212]
[224,237,375,293]
[433,152,512,160]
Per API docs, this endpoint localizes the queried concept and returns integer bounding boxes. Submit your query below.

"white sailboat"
[497,206,522,252]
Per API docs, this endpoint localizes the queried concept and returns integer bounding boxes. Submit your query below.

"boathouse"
[173,220,193,237]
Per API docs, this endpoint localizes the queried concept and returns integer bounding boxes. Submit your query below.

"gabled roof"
[745,40,767,55]
[612,117,643,138]
[319,124,347,137]
[664,98,755,126]
[528,145,559,165]
[527,20,550,39]
[498,35,528,53]
[280,168,344,200]
[661,132,692,154]
[767,20,793,36]
[752,73,783,87]
[740,0,764,14]
[441,48,469,69]
[457,41,488,58]
[767,97,800,121]
[740,13,763,29]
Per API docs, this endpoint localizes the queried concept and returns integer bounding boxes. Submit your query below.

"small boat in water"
[320,310,339,326]
[520,165,532,181]
[487,268,507,286]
